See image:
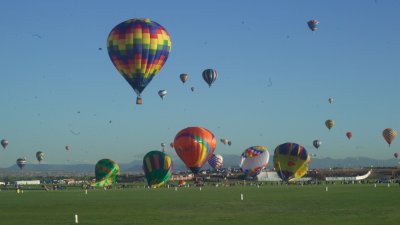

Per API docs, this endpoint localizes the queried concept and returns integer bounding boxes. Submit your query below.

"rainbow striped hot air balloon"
[273,143,310,182]
[143,151,172,188]
[107,18,172,104]
[240,146,269,178]
[92,159,120,187]
[173,127,216,174]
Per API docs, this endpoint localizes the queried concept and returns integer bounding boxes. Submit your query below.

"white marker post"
[175,187,177,191]
[326,187,328,192]
[85,189,88,195]
[387,183,390,188]
[199,187,202,191]
[240,193,243,201]
[75,214,79,224]
[374,184,377,188]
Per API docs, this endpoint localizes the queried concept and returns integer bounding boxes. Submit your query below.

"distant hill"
[1,155,399,175]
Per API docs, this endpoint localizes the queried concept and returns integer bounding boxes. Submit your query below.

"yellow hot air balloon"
[325,119,335,130]
[383,128,397,147]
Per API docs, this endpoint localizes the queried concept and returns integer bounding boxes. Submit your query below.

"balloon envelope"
[325,119,335,130]
[16,157,27,170]
[173,127,216,174]
[208,154,223,170]
[346,132,352,140]
[202,69,218,87]
[313,140,321,149]
[158,90,167,100]
[240,146,269,178]
[328,97,333,104]
[92,159,120,187]
[394,153,399,158]
[180,74,188,83]
[36,151,45,163]
[307,19,319,31]
[107,18,172,104]
[383,128,397,146]
[1,139,8,149]
[143,151,172,187]
[273,143,310,182]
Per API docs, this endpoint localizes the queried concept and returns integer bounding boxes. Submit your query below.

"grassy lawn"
[1,183,399,225]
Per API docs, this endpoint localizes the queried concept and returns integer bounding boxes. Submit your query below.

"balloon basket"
[136,97,143,105]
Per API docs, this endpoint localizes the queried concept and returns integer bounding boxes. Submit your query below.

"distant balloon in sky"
[208,154,223,170]
[36,151,45,163]
[180,74,188,83]
[170,142,174,148]
[273,142,310,182]
[191,87,195,92]
[383,128,397,147]
[328,97,333,104]
[16,157,27,170]
[227,140,232,146]
[220,138,229,145]
[92,159,120,187]
[346,132,352,140]
[307,19,319,31]
[173,126,216,174]
[240,146,269,178]
[158,90,167,100]
[107,18,172,105]
[325,119,335,130]
[202,69,218,87]
[161,143,166,152]
[313,140,321,150]
[65,145,70,151]
[143,150,172,188]
[1,139,8,149]
[394,152,399,159]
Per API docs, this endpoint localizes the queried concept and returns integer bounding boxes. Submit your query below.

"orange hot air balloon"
[346,132,352,140]
[173,127,216,174]
[383,128,397,147]
[325,119,335,130]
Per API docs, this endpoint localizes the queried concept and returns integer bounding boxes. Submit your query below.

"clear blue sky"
[0,0,399,167]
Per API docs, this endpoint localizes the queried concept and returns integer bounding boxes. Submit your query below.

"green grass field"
[1,183,399,225]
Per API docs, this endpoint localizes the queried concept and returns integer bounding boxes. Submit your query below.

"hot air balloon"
[65,145,70,151]
[178,180,186,187]
[394,152,399,159]
[208,154,223,170]
[16,157,27,170]
[328,97,333,104]
[107,18,172,104]
[180,74,188,83]
[1,139,8,149]
[273,142,310,182]
[143,151,172,188]
[91,159,120,187]
[325,119,335,130]
[202,69,218,87]
[227,140,232,146]
[220,138,228,145]
[173,126,216,174]
[191,87,195,92]
[346,132,352,140]
[158,90,167,100]
[170,142,174,148]
[313,140,321,150]
[36,151,44,163]
[161,143,166,152]
[240,146,269,178]
[307,19,319,31]
[383,128,397,147]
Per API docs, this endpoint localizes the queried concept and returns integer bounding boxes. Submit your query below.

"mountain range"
[1,155,399,175]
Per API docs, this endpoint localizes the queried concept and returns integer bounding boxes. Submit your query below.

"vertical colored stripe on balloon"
[145,158,152,172]
[164,156,171,170]
[152,154,160,170]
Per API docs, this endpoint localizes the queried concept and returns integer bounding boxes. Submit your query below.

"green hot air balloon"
[143,151,172,188]
[91,159,120,187]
